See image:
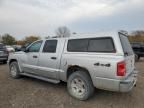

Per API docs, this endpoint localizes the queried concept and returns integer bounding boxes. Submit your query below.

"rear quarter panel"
[60,34,125,82]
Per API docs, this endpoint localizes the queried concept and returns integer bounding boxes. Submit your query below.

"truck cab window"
[43,40,57,53]
[28,41,42,52]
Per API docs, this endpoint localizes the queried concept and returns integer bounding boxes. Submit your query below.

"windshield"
[119,33,134,56]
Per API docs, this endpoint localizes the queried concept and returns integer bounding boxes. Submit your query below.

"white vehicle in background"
[5,45,15,53]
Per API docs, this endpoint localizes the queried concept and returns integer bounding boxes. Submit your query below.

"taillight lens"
[117,61,126,76]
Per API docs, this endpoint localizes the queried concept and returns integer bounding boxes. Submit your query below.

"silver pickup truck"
[8,31,138,100]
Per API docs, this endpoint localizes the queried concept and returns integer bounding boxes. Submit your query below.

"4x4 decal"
[94,63,111,67]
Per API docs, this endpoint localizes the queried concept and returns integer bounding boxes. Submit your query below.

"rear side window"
[43,40,57,53]
[119,33,133,56]
[67,37,115,53]
[88,38,115,52]
[67,39,88,52]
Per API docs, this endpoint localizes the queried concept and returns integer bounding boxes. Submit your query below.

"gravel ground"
[0,60,144,108]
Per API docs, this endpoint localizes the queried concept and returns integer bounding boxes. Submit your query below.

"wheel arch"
[9,59,18,65]
[9,59,22,72]
[67,65,93,82]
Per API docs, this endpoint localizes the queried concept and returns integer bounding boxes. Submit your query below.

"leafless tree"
[55,26,71,38]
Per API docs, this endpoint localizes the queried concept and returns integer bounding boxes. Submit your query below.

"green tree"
[0,35,2,42]
[24,36,40,44]
[2,34,16,45]
[128,30,144,43]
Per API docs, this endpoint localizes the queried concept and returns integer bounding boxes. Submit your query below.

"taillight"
[117,61,126,76]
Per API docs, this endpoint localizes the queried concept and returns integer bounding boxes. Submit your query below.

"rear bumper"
[93,70,138,92]
[119,70,138,92]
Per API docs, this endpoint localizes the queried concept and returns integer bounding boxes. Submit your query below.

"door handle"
[33,55,38,58]
[51,57,57,60]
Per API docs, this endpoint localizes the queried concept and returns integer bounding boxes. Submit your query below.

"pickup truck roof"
[46,31,125,40]
[70,32,119,39]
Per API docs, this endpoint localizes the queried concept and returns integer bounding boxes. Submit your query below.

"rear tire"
[67,71,94,100]
[9,62,20,79]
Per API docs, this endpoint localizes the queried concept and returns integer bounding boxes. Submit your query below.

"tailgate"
[119,32,135,76]
[125,55,135,76]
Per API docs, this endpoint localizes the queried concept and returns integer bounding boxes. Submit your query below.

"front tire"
[67,71,94,100]
[9,62,20,79]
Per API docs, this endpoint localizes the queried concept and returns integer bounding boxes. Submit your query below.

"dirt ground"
[0,60,144,108]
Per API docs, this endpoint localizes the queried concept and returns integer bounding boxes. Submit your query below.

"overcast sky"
[0,0,144,39]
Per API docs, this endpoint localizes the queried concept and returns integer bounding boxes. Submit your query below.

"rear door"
[119,33,135,75]
[22,41,43,74]
[38,39,65,79]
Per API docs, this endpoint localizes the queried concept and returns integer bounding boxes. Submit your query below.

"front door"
[23,41,43,75]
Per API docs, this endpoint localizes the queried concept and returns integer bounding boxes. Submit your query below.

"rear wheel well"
[67,65,92,80]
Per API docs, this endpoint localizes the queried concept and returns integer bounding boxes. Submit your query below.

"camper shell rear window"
[119,33,134,56]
